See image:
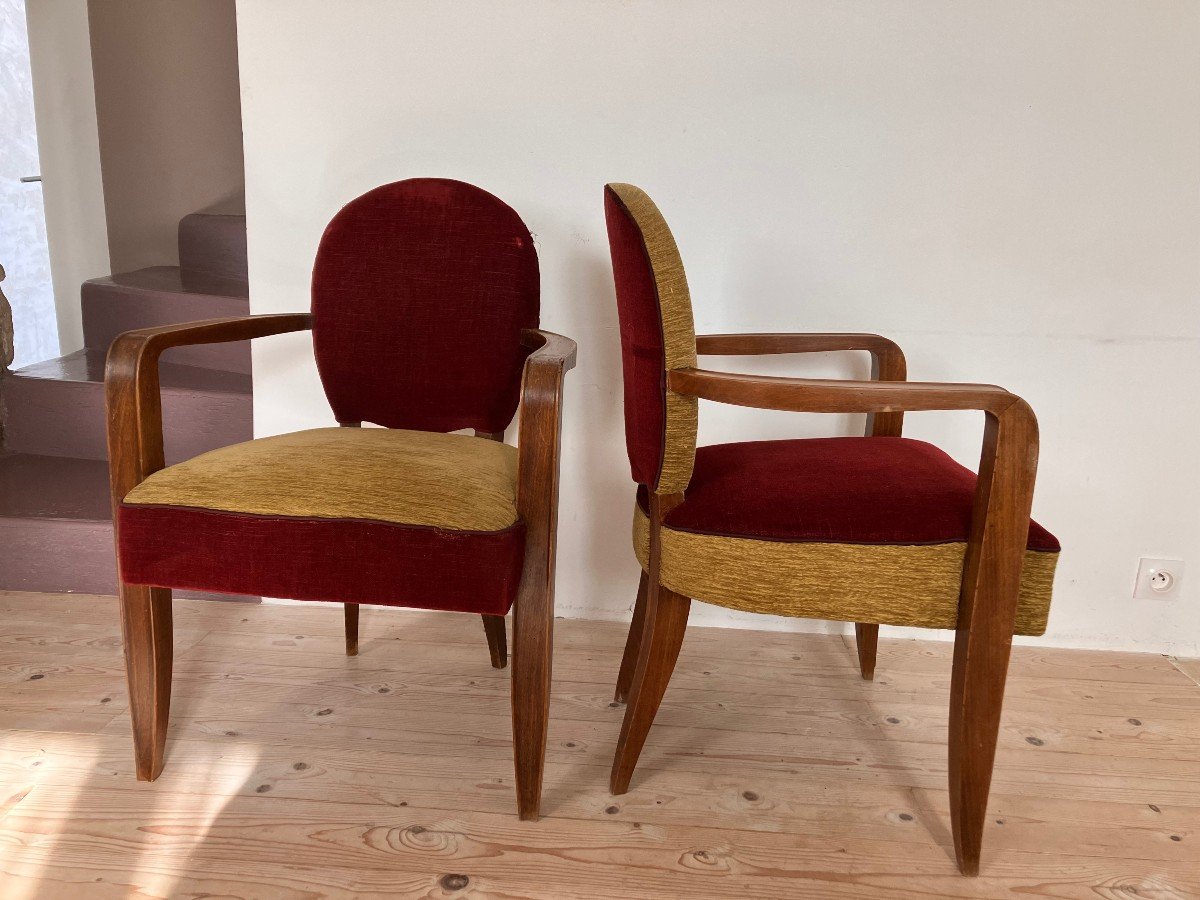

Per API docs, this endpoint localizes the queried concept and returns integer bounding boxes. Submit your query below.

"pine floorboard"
[0,590,1197,898]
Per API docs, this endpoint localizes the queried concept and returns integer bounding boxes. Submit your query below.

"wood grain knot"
[681,849,730,872]
[439,873,470,890]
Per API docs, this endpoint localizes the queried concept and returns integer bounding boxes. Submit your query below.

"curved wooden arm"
[520,327,578,369]
[510,328,576,811]
[514,328,577,531]
[668,367,1017,416]
[105,313,313,509]
[696,331,904,365]
[695,332,907,436]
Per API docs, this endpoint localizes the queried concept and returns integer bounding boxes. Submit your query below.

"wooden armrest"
[515,329,577,527]
[521,328,578,371]
[511,328,577,726]
[107,313,312,358]
[696,332,907,437]
[696,331,904,370]
[105,313,313,506]
[668,367,1018,416]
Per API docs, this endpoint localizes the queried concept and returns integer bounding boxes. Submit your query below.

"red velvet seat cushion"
[638,437,1060,551]
[118,505,525,614]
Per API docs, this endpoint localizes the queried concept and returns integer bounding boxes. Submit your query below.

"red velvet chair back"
[603,184,698,495]
[312,179,540,433]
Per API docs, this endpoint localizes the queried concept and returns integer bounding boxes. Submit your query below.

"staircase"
[0,213,253,594]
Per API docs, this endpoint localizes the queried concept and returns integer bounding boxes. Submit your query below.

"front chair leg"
[614,571,648,702]
[119,582,173,781]
[481,614,508,669]
[511,574,554,820]
[948,603,1016,875]
[344,603,359,656]
[854,623,878,680]
[610,583,690,795]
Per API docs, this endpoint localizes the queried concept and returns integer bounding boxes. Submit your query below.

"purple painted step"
[0,453,118,594]
[0,209,259,601]
[179,213,248,281]
[1,349,251,464]
[82,266,251,373]
[0,452,252,599]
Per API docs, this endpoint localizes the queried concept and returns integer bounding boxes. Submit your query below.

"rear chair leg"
[344,603,359,656]
[482,614,508,669]
[854,623,878,680]
[120,582,173,781]
[610,583,690,795]
[614,571,648,702]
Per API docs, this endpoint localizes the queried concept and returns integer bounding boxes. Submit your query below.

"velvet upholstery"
[632,502,1057,635]
[117,180,543,614]
[312,178,539,433]
[631,437,1060,634]
[603,184,697,493]
[638,437,1060,551]
[119,504,524,615]
[123,428,519,531]
[119,429,525,614]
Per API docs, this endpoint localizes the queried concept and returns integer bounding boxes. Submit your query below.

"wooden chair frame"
[611,332,1038,875]
[106,313,576,820]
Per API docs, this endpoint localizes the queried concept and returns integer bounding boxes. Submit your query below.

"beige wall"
[240,0,1200,655]
[88,0,244,272]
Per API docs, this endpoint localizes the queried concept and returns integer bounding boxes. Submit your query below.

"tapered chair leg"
[482,614,508,669]
[948,614,1015,875]
[511,576,553,820]
[610,583,690,795]
[614,571,648,702]
[946,403,1036,876]
[854,623,878,681]
[344,603,359,656]
[119,582,173,781]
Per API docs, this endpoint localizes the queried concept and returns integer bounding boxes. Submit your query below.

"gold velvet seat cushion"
[634,505,1056,635]
[123,427,520,532]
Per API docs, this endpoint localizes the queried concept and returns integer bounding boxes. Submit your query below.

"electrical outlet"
[1133,557,1185,600]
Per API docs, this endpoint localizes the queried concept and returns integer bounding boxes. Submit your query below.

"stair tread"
[0,453,112,521]
[9,349,251,395]
[87,265,248,299]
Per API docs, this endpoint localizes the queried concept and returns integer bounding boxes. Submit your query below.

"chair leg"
[854,623,878,681]
[947,603,1016,876]
[482,614,508,669]
[610,582,690,795]
[344,603,359,656]
[947,616,1014,875]
[119,582,173,781]
[511,572,554,820]
[614,571,649,703]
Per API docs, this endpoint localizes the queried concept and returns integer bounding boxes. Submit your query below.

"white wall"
[26,0,108,355]
[238,1,1200,656]
[88,0,245,272]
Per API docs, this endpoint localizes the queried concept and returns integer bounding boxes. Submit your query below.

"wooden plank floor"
[0,591,1197,899]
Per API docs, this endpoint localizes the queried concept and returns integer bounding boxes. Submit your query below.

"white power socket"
[1133,558,1185,600]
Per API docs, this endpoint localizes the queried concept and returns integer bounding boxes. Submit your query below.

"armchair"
[602,183,1059,874]
[106,179,576,819]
